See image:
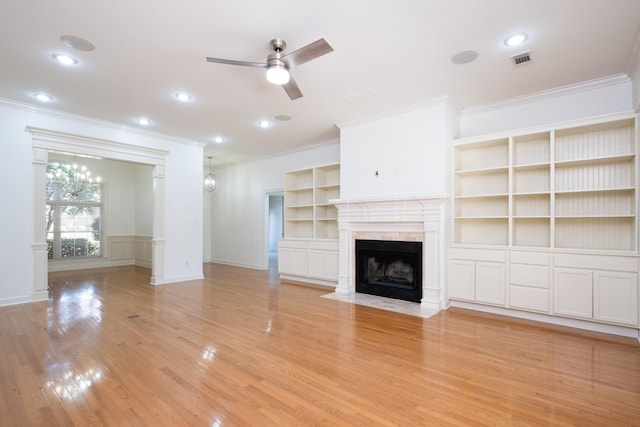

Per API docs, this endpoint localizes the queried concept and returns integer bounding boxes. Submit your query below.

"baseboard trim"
[449,300,639,340]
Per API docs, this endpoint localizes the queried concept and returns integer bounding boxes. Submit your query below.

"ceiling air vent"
[511,51,532,66]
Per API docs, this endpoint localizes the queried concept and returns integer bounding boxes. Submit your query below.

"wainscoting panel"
[134,235,152,268]
[47,235,151,272]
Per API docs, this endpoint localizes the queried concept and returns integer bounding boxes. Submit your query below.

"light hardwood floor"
[1,263,639,426]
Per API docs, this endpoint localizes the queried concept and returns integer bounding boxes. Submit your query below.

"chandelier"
[46,161,102,199]
[204,156,218,192]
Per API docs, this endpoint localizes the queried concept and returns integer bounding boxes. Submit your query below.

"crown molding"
[625,24,640,78]
[462,74,631,116]
[0,97,205,148]
[337,96,457,130]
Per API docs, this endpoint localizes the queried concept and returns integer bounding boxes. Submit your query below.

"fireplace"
[355,239,423,302]
[332,196,446,312]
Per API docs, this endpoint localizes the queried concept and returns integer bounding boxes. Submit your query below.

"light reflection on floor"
[48,282,103,332]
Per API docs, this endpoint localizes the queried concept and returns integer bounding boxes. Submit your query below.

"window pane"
[46,161,103,260]
[47,232,101,258]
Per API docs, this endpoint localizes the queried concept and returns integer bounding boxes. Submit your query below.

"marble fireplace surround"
[331,195,447,316]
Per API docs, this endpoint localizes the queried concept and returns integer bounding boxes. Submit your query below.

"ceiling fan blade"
[206,57,267,68]
[283,75,303,100]
[283,38,333,67]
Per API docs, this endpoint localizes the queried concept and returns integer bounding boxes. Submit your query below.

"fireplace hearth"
[355,239,422,303]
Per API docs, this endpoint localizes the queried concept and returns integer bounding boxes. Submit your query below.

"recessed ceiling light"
[450,50,479,65]
[34,93,53,102]
[175,92,192,102]
[213,136,225,143]
[275,115,291,121]
[137,118,151,126]
[504,32,528,47]
[52,53,78,65]
[257,120,272,128]
[60,35,95,52]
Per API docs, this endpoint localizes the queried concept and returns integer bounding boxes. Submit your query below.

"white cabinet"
[554,268,639,326]
[307,241,339,281]
[475,262,506,305]
[594,271,638,325]
[278,240,308,277]
[554,268,594,318]
[278,239,338,286]
[449,113,640,331]
[553,253,639,326]
[448,248,506,306]
[280,163,340,285]
[448,259,475,300]
[509,251,551,313]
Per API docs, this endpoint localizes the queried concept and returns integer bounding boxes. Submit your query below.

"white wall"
[0,100,205,305]
[338,98,459,199]
[209,143,339,270]
[134,163,153,236]
[460,76,634,138]
[632,61,640,112]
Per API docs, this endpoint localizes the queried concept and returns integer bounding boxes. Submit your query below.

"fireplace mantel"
[332,194,447,312]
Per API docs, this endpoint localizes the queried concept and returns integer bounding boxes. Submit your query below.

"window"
[46,162,103,259]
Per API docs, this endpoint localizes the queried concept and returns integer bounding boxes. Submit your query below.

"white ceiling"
[1,0,639,166]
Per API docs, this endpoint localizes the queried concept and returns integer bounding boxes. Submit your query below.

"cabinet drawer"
[279,239,308,249]
[554,253,638,272]
[308,240,338,251]
[509,251,549,265]
[448,247,506,262]
[510,264,549,289]
[510,285,549,312]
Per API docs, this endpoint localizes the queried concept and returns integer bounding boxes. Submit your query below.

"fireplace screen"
[355,239,422,302]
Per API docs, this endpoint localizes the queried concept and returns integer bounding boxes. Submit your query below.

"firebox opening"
[355,239,422,303]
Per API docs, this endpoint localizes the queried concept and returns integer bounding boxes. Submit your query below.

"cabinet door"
[278,247,307,276]
[307,250,338,281]
[448,260,475,300]
[475,262,505,305]
[594,271,638,326]
[554,269,593,319]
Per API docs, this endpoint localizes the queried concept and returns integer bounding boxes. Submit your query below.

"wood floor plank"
[1,263,639,426]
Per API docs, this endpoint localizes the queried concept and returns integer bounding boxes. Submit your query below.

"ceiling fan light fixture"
[266,64,290,85]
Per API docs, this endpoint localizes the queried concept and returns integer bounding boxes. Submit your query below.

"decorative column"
[32,148,49,301]
[335,218,353,294]
[150,165,166,285]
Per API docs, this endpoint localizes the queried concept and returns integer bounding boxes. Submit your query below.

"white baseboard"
[449,300,639,340]
[0,295,34,307]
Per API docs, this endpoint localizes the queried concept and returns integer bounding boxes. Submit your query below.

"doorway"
[267,192,284,268]
[30,127,168,300]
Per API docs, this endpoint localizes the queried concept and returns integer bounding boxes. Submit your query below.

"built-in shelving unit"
[279,163,340,286]
[452,116,637,250]
[284,163,340,239]
[449,113,639,333]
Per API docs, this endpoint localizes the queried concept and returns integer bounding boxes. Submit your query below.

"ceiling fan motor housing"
[270,38,286,52]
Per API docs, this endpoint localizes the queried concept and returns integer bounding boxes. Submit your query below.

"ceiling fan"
[206,38,333,100]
